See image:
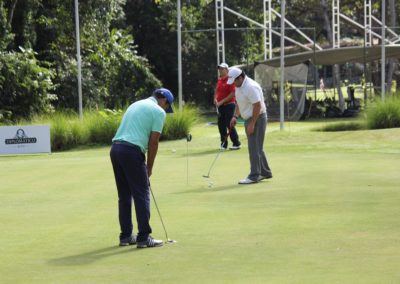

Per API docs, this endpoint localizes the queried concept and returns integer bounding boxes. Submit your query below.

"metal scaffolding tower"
[263,0,273,60]
[213,0,399,66]
[216,0,323,64]
[332,0,340,48]
[364,0,372,46]
[215,0,225,64]
[332,0,398,47]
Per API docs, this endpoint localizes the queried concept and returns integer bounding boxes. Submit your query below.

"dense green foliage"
[161,105,199,140]
[0,1,13,50]
[36,0,161,110]
[1,0,399,122]
[367,97,400,129]
[0,48,55,121]
[50,111,91,151]
[1,0,160,122]
[49,109,125,151]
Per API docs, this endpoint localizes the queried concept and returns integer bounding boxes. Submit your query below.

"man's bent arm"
[217,91,235,106]
[147,131,161,177]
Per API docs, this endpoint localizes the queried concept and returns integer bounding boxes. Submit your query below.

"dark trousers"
[217,103,240,148]
[110,143,152,242]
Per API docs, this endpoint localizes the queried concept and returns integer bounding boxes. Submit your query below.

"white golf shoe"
[137,236,163,248]
[238,177,257,184]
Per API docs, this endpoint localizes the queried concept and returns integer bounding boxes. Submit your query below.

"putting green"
[1,120,399,283]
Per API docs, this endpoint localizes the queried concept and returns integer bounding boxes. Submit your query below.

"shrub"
[161,105,198,141]
[366,98,400,129]
[49,110,122,151]
[43,106,198,151]
[50,112,89,151]
[85,109,123,144]
[11,105,198,151]
[0,48,55,122]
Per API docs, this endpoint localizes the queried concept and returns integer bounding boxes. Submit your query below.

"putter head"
[202,174,210,178]
[166,239,177,243]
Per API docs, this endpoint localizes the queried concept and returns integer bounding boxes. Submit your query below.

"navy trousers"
[217,103,240,148]
[110,143,152,242]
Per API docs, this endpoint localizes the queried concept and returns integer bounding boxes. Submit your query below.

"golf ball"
[171,149,176,153]
[208,182,213,188]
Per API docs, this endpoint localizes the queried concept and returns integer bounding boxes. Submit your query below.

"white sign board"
[0,125,51,155]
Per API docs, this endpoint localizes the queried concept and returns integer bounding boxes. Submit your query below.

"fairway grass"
[1,120,399,283]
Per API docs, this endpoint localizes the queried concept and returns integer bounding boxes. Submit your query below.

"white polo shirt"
[235,76,266,120]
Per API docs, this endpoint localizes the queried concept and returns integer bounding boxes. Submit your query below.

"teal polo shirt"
[112,97,166,153]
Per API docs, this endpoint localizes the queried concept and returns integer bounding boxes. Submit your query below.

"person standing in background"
[214,63,241,150]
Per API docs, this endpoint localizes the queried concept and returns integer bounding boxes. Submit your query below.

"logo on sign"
[5,129,37,144]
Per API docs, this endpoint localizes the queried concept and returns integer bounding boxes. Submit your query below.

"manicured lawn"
[1,119,399,283]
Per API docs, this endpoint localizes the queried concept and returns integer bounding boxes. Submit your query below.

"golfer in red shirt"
[214,63,241,150]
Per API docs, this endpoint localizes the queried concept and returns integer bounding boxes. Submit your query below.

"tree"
[0,0,13,49]
[0,48,55,121]
[124,0,178,95]
[0,0,160,114]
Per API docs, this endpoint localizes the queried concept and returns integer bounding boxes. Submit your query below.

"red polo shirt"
[215,76,236,104]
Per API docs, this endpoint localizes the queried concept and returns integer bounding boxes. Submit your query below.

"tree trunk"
[7,0,18,27]
[386,0,397,96]
[320,0,345,112]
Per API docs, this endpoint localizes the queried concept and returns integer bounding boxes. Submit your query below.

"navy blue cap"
[154,88,174,113]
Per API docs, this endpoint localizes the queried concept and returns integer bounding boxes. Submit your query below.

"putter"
[203,128,231,178]
[149,183,176,244]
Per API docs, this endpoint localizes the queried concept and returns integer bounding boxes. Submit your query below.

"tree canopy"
[0,0,399,121]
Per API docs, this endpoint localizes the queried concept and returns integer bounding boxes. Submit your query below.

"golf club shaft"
[149,185,169,241]
[205,150,222,177]
[204,128,231,178]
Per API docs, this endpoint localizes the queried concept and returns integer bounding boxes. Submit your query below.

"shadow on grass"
[186,148,246,157]
[174,182,266,194]
[48,246,139,266]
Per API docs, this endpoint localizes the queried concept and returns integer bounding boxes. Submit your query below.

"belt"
[222,102,235,106]
[113,140,142,152]
[244,112,267,121]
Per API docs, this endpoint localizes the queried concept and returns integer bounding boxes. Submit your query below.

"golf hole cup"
[208,181,213,188]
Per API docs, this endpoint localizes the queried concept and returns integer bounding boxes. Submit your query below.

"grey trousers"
[244,113,272,181]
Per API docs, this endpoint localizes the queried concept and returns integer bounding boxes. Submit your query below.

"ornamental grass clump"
[162,105,198,140]
[366,97,400,129]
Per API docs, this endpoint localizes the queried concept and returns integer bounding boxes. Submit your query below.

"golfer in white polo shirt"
[227,67,273,184]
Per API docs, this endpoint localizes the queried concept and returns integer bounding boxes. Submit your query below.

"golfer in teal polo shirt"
[110,88,173,248]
